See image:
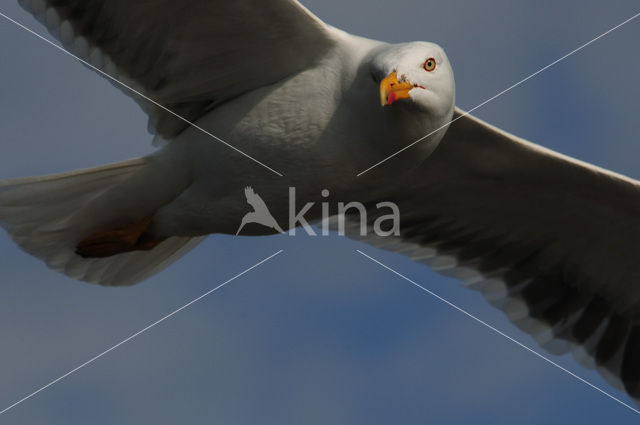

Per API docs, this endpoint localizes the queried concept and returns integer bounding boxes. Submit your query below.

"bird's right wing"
[244,186,256,200]
[244,186,270,212]
[351,108,640,400]
[18,0,335,139]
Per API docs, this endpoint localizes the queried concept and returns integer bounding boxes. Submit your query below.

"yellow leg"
[76,216,166,258]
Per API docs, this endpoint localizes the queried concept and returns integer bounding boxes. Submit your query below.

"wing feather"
[19,0,335,138]
[349,108,640,400]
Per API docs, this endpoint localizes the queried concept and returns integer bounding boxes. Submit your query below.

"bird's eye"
[423,57,436,72]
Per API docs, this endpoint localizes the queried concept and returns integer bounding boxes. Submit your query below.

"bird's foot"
[75,216,166,258]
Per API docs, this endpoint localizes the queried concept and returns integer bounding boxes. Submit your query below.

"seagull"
[236,187,285,235]
[1,0,639,404]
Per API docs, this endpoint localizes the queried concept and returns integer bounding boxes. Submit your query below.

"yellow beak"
[379,71,415,106]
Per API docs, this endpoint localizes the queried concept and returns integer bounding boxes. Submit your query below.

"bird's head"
[370,41,455,119]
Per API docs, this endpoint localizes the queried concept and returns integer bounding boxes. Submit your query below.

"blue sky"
[0,1,639,424]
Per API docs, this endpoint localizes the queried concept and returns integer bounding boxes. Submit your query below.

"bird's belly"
[151,67,449,236]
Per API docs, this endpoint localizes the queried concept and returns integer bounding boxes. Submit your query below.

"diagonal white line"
[355,249,640,415]
[0,249,283,416]
[357,11,640,177]
[0,11,283,177]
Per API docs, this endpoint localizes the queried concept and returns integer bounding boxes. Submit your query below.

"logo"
[236,187,285,235]
[236,187,400,237]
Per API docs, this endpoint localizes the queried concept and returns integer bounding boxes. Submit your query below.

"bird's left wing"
[350,108,640,400]
[18,0,335,139]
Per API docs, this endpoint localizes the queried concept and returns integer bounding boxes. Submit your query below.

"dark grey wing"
[350,108,640,399]
[19,0,334,138]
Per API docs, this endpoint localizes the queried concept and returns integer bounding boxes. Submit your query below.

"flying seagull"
[1,0,639,404]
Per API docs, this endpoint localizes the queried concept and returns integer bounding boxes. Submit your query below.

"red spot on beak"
[379,71,415,106]
[387,92,398,106]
